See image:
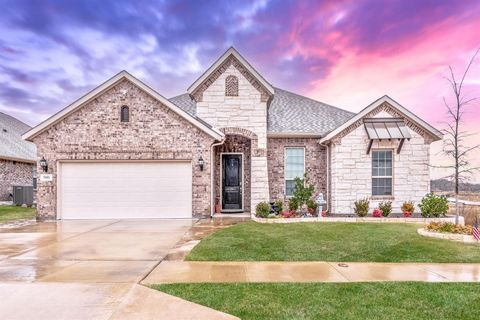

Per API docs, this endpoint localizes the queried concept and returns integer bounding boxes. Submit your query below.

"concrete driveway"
[0,219,238,320]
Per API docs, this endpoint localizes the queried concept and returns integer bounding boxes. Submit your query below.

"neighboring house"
[23,47,442,220]
[0,112,37,201]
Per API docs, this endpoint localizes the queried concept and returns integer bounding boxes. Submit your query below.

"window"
[225,75,239,96]
[285,147,305,197]
[121,106,129,122]
[372,150,393,196]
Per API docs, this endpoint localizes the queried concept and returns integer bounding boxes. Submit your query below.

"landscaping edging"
[253,216,464,225]
[417,228,478,244]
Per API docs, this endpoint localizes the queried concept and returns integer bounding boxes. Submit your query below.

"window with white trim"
[372,150,393,196]
[285,147,305,197]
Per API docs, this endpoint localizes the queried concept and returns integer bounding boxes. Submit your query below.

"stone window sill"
[371,196,395,201]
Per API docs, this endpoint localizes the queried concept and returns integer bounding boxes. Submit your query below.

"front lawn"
[154,282,480,320]
[187,221,480,262]
[0,205,36,223]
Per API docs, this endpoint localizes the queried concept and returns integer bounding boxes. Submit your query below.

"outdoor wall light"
[39,157,48,172]
[198,156,205,171]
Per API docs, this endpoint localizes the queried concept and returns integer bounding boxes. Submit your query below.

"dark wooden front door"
[222,154,242,211]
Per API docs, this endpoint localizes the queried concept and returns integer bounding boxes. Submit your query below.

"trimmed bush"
[255,201,271,218]
[379,201,392,217]
[418,193,449,217]
[354,198,369,217]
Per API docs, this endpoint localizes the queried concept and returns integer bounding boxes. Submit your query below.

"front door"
[222,154,243,211]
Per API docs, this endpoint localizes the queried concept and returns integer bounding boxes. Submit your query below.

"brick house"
[23,47,442,220]
[1,112,36,201]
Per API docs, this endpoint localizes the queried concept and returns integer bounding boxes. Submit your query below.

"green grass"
[187,221,480,262]
[154,282,480,320]
[0,205,36,223]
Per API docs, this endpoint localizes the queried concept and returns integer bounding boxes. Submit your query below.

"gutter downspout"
[210,138,226,217]
[319,141,330,213]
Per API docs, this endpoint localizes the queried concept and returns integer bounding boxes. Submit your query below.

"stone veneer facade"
[214,135,251,212]
[32,79,215,219]
[329,104,432,214]
[0,159,34,200]
[267,138,327,204]
[195,62,270,212]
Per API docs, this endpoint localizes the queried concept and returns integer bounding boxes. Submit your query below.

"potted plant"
[354,198,369,217]
[401,201,414,217]
[372,208,382,217]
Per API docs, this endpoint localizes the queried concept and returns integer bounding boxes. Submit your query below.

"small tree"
[440,48,480,224]
[292,173,315,207]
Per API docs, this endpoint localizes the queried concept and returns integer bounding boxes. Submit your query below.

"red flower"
[373,208,382,217]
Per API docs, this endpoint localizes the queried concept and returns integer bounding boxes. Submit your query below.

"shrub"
[274,199,284,213]
[288,197,299,211]
[379,201,392,217]
[425,222,473,235]
[292,174,315,207]
[354,198,369,217]
[372,208,382,217]
[418,193,449,217]
[401,201,415,214]
[255,201,271,218]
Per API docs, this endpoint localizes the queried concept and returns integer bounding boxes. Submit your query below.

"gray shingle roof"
[268,88,355,135]
[0,112,36,162]
[168,88,355,136]
[169,93,196,116]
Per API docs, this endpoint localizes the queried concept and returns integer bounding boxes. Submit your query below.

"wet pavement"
[143,261,480,284]
[0,218,245,320]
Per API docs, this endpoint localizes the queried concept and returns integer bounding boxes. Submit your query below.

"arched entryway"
[214,127,259,213]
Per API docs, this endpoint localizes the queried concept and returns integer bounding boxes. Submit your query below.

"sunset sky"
[1,0,479,181]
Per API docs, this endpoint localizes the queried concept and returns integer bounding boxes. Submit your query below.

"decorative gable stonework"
[329,102,432,215]
[191,55,271,103]
[332,102,437,145]
[32,79,215,219]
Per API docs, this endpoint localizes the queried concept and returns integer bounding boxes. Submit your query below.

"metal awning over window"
[364,118,411,154]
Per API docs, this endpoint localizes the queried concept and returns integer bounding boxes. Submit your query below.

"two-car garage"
[58,161,192,219]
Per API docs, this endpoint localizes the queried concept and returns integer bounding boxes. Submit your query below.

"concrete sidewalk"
[143,261,480,284]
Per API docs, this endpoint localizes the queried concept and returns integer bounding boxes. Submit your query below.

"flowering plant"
[372,208,383,217]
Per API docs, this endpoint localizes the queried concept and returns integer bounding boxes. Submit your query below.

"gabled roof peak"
[187,47,274,98]
[23,71,224,141]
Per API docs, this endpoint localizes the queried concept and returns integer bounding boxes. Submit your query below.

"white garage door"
[59,161,192,219]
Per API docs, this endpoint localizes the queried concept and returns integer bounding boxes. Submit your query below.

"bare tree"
[441,48,480,224]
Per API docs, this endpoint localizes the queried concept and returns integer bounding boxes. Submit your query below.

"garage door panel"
[60,162,192,219]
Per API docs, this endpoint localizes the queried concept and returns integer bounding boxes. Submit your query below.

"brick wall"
[0,159,34,201]
[330,109,431,214]
[267,138,327,204]
[32,79,216,219]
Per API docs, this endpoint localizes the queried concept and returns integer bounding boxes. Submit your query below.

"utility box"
[12,185,34,206]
